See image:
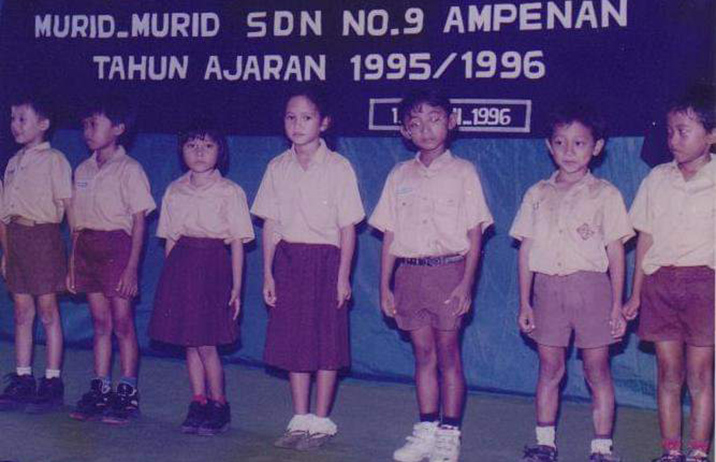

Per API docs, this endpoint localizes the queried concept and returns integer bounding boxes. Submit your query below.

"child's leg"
[409,326,440,419]
[13,294,36,370]
[685,344,714,451]
[186,347,207,399]
[36,293,63,371]
[110,297,138,380]
[535,345,566,446]
[315,370,338,418]
[197,346,225,402]
[581,346,615,438]
[435,329,464,426]
[655,341,686,446]
[87,293,113,378]
[289,372,311,415]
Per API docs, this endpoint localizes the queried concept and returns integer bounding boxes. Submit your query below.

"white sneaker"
[393,421,439,462]
[274,413,313,449]
[430,425,461,462]
[295,416,338,451]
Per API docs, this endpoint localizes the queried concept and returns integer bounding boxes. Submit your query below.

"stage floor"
[0,344,702,462]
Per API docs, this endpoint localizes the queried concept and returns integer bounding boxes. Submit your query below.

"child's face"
[546,121,604,176]
[284,96,328,148]
[182,135,219,174]
[400,103,456,154]
[667,109,716,166]
[10,104,49,147]
[82,113,124,152]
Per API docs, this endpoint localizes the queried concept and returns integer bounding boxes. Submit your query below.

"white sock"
[16,366,32,376]
[536,426,556,448]
[591,438,613,454]
[45,369,61,379]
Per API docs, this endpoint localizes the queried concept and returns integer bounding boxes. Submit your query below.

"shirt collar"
[180,168,222,189]
[22,141,51,157]
[91,145,127,168]
[667,153,716,182]
[290,139,329,167]
[545,170,596,189]
[414,149,453,171]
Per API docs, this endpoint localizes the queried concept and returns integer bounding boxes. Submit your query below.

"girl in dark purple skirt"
[150,126,254,436]
[251,87,365,450]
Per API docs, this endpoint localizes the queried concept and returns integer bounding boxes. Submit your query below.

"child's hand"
[622,296,640,321]
[1,254,6,280]
[610,307,627,339]
[116,267,138,299]
[229,288,241,320]
[66,272,76,294]
[263,275,277,307]
[380,287,396,317]
[518,304,536,333]
[445,281,472,316]
[336,277,351,309]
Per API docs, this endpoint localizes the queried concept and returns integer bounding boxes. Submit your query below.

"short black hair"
[177,126,230,175]
[545,102,607,142]
[397,90,453,126]
[285,85,332,119]
[10,90,55,139]
[81,95,137,147]
[667,84,716,132]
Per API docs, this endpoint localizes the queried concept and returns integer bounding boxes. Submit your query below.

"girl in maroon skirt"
[150,126,254,436]
[251,87,365,450]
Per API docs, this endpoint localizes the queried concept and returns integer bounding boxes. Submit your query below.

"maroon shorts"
[394,259,466,331]
[73,229,132,298]
[530,271,615,349]
[638,266,714,347]
[6,222,66,295]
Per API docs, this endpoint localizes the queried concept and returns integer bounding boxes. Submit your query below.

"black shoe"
[197,400,230,436]
[523,445,558,462]
[181,401,208,434]
[69,379,113,421]
[590,453,621,462]
[102,383,140,425]
[25,377,64,413]
[0,374,36,411]
[654,452,686,462]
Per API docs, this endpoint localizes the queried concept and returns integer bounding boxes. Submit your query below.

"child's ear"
[319,116,331,132]
[112,122,126,137]
[39,118,51,132]
[707,128,716,146]
[592,138,605,157]
[448,112,458,130]
[399,125,412,140]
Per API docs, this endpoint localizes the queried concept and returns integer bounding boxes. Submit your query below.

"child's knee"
[112,316,136,340]
[414,344,437,367]
[539,361,565,384]
[687,368,714,393]
[14,306,35,327]
[658,367,686,390]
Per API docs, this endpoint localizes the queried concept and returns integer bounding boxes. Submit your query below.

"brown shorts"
[73,229,132,298]
[638,266,714,347]
[394,258,466,331]
[530,271,615,349]
[6,222,67,295]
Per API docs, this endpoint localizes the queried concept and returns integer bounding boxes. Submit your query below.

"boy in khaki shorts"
[371,90,493,462]
[510,103,633,462]
[0,93,73,413]
[623,88,715,462]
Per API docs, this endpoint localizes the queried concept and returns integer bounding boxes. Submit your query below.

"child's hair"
[397,90,453,126]
[545,101,607,142]
[667,84,716,132]
[284,85,332,120]
[10,90,55,139]
[178,125,230,175]
[81,95,137,147]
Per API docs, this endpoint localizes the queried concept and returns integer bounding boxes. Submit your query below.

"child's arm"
[229,239,244,319]
[116,211,146,298]
[446,225,483,315]
[606,239,626,339]
[379,230,397,317]
[622,231,653,320]
[0,221,6,279]
[337,224,356,309]
[262,218,278,307]
[517,237,536,333]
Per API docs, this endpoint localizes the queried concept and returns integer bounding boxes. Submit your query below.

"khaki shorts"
[530,271,615,349]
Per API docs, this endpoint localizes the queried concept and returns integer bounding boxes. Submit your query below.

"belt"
[398,254,464,267]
